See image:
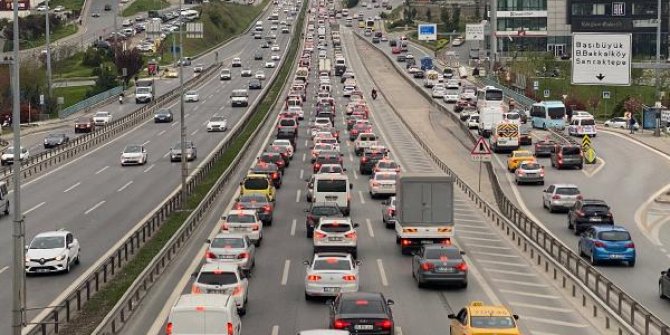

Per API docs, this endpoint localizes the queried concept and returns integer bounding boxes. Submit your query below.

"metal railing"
[355,32,670,335]
[58,86,124,119]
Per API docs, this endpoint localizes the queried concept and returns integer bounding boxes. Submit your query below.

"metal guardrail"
[355,32,669,335]
[59,86,124,119]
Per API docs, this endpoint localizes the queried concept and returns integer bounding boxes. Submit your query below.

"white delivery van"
[166,294,242,335]
[313,174,352,215]
[230,89,249,107]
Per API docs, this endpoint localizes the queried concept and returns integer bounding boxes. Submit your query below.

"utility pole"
[113,0,118,57]
[654,0,662,136]
[489,0,497,76]
[178,1,187,208]
[45,0,52,107]
[11,0,25,334]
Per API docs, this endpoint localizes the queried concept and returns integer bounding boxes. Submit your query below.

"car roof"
[34,230,69,238]
[592,225,628,233]
[550,183,579,189]
[199,262,239,272]
[465,301,514,317]
[339,291,384,301]
[314,252,352,259]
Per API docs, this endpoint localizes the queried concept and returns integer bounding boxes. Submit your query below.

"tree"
[624,96,643,117]
[88,66,118,97]
[451,6,460,30]
[114,47,144,85]
[440,7,450,27]
[425,8,432,21]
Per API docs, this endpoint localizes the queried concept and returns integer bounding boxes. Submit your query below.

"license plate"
[610,254,623,259]
[436,267,453,272]
[220,255,236,259]
[421,240,433,244]
[36,269,50,273]
[324,287,340,293]
[326,196,338,201]
[233,227,249,231]
[355,325,374,330]
[590,217,601,221]
[329,237,343,241]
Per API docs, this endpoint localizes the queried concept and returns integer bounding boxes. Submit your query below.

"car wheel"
[629,260,636,267]
[590,251,598,265]
[307,230,313,238]
[577,164,583,170]
[75,252,80,265]
[539,181,545,186]
[4,201,8,215]
[604,124,610,127]
[305,292,312,301]
[255,239,261,247]
[238,306,246,316]
[660,283,667,299]
[548,205,555,213]
[578,243,585,257]
[461,281,468,289]
[65,258,71,273]
[542,199,547,209]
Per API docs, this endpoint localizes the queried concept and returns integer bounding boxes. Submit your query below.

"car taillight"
[166,322,173,335]
[606,212,613,217]
[333,319,351,329]
[626,242,635,248]
[577,195,583,200]
[315,163,321,169]
[361,157,368,162]
[455,262,468,271]
[232,285,242,295]
[221,223,229,231]
[371,181,380,187]
[344,231,357,239]
[552,195,561,200]
[516,170,525,176]
[401,239,411,246]
[263,205,272,212]
[421,262,434,271]
[314,231,327,239]
[234,204,243,210]
[192,285,202,294]
[594,241,605,248]
[272,172,279,179]
[205,251,216,259]
[227,322,234,335]
[374,319,393,330]
[540,170,545,177]
[237,252,248,259]
[342,275,356,281]
[307,275,322,281]
[252,223,260,231]
[387,208,394,216]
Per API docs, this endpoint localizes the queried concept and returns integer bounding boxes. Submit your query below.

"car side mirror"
[24,245,29,251]
[355,260,362,266]
[304,209,309,212]
[460,251,466,255]
[447,314,456,319]
[221,216,227,220]
[191,271,198,277]
[386,299,395,305]
[239,182,243,185]
[205,239,211,244]
[325,299,334,306]
[513,314,519,320]
[663,271,667,276]
[349,183,353,189]
[303,260,310,266]
[353,223,359,228]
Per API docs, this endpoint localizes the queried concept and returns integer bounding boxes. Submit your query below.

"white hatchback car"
[206,115,228,132]
[205,233,256,273]
[120,144,148,166]
[231,57,242,67]
[265,61,276,68]
[0,146,29,165]
[271,44,280,51]
[25,230,80,274]
[304,252,360,299]
[255,70,266,80]
[271,139,294,158]
[184,90,199,102]
[220,210,263,246]
[192,263,249,315]
[369,171,398,198]
[271,54,281,61]
[313,218,359,257]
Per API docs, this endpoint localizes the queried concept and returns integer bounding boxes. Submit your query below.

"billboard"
[418,23,436,41]
[571,33,631,86]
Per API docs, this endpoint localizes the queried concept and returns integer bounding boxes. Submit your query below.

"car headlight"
[55,254,66,261]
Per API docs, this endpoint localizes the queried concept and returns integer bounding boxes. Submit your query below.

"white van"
[255,20,264,31]
[166,294,241,335]
[567,117,597,137]
[230,89,249,107]
[458,66,468,79]
[0,182,8,215]
[313,174,352,215]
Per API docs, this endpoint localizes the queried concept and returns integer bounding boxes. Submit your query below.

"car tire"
[238,306,246,316]
[4,201,8,215]
[305,292,312,301]
[75,253,80,265]
[660,283,666,299]
[542,200,547,209]
[590,252,598,265]
[461,281,468,289]
[629,260,636,267]
[385,221,394,229]
[307,230,313,238]
[255,239,261,247]
[577,164,583,170]
[548,205,554,213]
[65,258,71,273]
[578,244,585,257]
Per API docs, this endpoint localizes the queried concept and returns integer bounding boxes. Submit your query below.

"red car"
[349,123,372,141]
[392,46,401,54]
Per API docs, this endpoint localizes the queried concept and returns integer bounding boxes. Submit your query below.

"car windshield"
[313,258,352,270]
[375,174,396,181]
[157,110,171,115]
[244,178,268,190]
[210,116,226,122]
[598,231,631,241]
[46,134,63,140]
[340,298,385,314]
[280,119,296,126]
[506,113,520,120]
[227,214,256,223]
[580,119,596,126]
[556,187,580,195]
[197,272,238,285]
[424,248,460,259]
[240,194,268,203]
[124,146,142,153]
[378,161,397,169]
[470,316,516,328]
[562,147,581,155]
[211,237,246,248]
[521,163,541,170]
[485,90,503,101]
[319,222,352,232]
[186,91,196,95]
[94,112,109,117]
[316,179,346,192]
[321,166,342,173]
[312,206,341,215]
[30,236,65,249]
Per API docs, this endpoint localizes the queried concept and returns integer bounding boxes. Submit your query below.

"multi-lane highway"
[0,3,293,332]
[360,20,670,327]
[111,3,608,334]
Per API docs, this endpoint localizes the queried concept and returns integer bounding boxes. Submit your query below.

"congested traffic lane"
[359,22,670,325]
[0,18,294,332]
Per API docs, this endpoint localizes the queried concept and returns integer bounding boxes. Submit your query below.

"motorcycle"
[119,95,124,104]
[371,90,377,100]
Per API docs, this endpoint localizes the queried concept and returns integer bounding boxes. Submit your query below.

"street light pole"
[489,0,497,76]
[113,0,118,57]
[11,0,26,334]
[178,1,187,208]
[654,0,662,136]
[45,0,53,107]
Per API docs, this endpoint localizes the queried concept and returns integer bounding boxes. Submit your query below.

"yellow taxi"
[506,149,535,172]
[448,301,521,335]
[164,68,179,78]
[240,173,276,201]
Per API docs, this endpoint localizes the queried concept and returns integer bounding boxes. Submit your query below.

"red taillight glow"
[272,172,279,179]
[344,231,357,239]
[421,262,434,271]
[166,322,173,335]
[401,239,411,246]
[192,285,202,294]
[237,252,248,259]
[221,223,229,231]
[552,195,561,200]
[205,251,216,259]
[577,195,583,200]
[456,262,468,271]
[342,275,356,281]
[314,231,327,239]
[626,242,635,248]
[307,275,321,281]
[374,319,393,329]
[594,241,605,248]
[263,205,272,212]
[361,157,368,162]
[227,322,234,335]
[232,285,242,295]
[333,319,351,329]
[252,223,260,231]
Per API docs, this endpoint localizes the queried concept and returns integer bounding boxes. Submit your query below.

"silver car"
[514,161,545,185]
[191,263,249,315]
[381,197,396,229]
[205,233,256,273]
[542,183,582,213]
[169,141,197,162]
[313,218,359,257]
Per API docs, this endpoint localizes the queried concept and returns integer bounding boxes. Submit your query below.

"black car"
[411,245,468,288]
[43,133,69,149]
[329,292,395,334]
[413,71,425,79]
[389,39,397,47]
[261,41,270,48]
[154,109,174,123]
[259,152,286,173]
[234,193,274,225]
[359,149,386,175]
[304,202,345,237]
[568,199,614,234]
[551,144,583,169]
[254,51,263,60]
[396,55,406,62]
[249,78,262,90]
[534,139,556,157]
[276,128,297,147]
[372,37,380,44]
[250,162,282,188]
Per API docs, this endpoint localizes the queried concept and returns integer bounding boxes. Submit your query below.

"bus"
[366,18,375,31]
[530,100,567,130]
[476,86,504,111]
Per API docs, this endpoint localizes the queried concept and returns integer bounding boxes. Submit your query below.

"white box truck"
[135,78,155,103]
[318,58,331,76]
[394,174,455,255]
[478,106,505,138]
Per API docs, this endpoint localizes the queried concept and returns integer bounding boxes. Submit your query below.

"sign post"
[417,24,437,41]
[543,89,550,98]
[581,135,597,164]
[471,137,492,192]
[571,33,632,86]
[465,23,485,41]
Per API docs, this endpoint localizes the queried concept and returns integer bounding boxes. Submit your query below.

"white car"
[184,90,199,102]
[93,111,112,126]
[271,54,280,61]
[25,230,80,274]
[313,217,359,257]
[240,68,252,77]
[445,79,460,89]
[431,85,446,98]
[317,163,346,174]
[271,44,280,51]
[205,233,256,273]
[255,70,266,80]
[120,144,148,166]
[0,146,29,165]
[206,115,228,132]
[271,139,294,158]
[373,159,400,173]
[220,209,263,246]
[53,5,65,12]
[231,57,242,67]
[310,143,335,162]
[314,137,340,152]
[604,117,638,129]
[444,88,459,103]
[369,171,397,198]
[192,263,249,315]
[342,86,355,97]
[287,106,304,120]
[466,114,479,129]
[265,61,276,68]
[304,253,360,299]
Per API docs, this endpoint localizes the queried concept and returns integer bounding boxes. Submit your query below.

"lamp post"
[178,1,187,208]
[654,0,662,136]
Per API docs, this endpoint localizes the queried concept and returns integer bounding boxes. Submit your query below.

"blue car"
[578,225,636,266]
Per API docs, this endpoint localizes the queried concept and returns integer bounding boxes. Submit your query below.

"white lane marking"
[171,122,178,127]
[348,152,354,162]
[304,139,308,146]
[24,202,46,215]
[395,327,403,335]
[191,129,199,136]
[117,180,133,192]
[290,219,296,236]
[365,218,374,238]
[299,169,304,180]
[352,169,358,180]
[143,164,155,173]
[0,266,8,275]
[84,200,106,215]
[582,156,606,177]
[142,140,151,146]
[157,130,166,136]
[194,106,200,111]
[522,316,589,328]
[471,251,519,258]
[486,268,539,276]
[63,182,81,193]
[464,243,510,250]
[458,230,496,236]
[281,260,290,285]
[95,166,109,174]
[271,325,279,335]
[302,153,306,162]
[478,259,528,267]
[458,236,500,242]
[457,223,490,230]
[219,106,225,111]
[499,289,559,299]
[509,301,571,312]
[185,113,191,118]
[163,151,171,158]
[376,259,388,286]
[456,218,486,223]
[493,278,548,287]
[296,190,301,202]
[359,190,366,204]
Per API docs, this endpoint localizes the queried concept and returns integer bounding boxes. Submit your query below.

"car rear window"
[521,163,541,170]
[580,119,596,126]
[470,316,516,328]
[424,248,460,259]
[319,223,352,232]
[211,237,245,248]
[583,204,609,212]
[598,231,631,241]
[556,187,580,195]
[227,214,256,223]
[197,272,238,285]
[313,259,351,270]
[340,299,385,314]
[280,119,296,126]
[244,178,268,190]
[312,206,342,216]
[562,147,581,155]
[375,174,396,181]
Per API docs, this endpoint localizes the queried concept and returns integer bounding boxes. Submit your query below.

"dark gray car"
[169,141,197,162]
[411,245,468,288]
[550,144,583,169]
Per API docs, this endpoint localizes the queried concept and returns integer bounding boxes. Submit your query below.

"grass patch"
[406,31,449,52]
[53,85,91,109]
[122,0,169,17]
[49,0,84,11]
[3,24,78,51]
[53,53,95,78]
[55,3,305,334]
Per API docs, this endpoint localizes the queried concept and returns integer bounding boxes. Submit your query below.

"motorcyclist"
[371,88,377,100]
[119,92,124,104]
